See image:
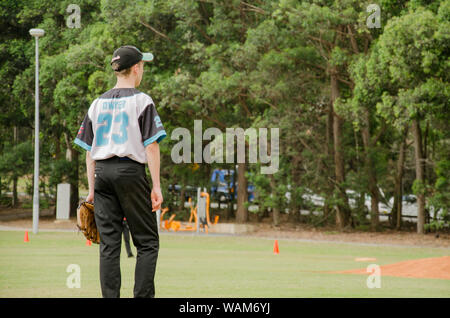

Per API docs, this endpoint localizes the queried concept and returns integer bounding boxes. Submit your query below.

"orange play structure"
[159,191,219,234]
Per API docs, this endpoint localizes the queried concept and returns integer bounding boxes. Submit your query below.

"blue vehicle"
[210,169,255,202]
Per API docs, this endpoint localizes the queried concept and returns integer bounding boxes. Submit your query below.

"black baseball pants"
[93,156,159,298]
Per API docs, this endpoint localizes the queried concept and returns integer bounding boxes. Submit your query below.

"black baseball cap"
[110,45,154,71]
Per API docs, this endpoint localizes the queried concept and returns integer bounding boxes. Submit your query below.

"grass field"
[0,231,449,298]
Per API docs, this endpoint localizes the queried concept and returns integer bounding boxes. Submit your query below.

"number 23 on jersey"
[96,111,129,146]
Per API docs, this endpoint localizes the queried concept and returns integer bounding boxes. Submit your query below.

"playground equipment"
[159,188,219,234]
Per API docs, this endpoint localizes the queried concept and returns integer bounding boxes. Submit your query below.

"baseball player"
[74,45,166,298]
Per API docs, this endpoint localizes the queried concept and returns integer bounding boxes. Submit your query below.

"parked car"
[210,169,255,202]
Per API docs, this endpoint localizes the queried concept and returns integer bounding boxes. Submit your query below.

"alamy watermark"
[64,4,380,30]
[366,4,381,29]
[66,4,81,29]
[66,264,81,289]
[171,120,279,174]
[366,264,381,289]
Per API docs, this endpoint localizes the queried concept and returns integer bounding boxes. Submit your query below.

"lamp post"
[29,28,45,234]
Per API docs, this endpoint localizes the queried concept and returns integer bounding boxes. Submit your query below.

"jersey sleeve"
[74,113,94,151]
[139,103,167,146]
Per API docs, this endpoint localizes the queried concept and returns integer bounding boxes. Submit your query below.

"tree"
[269,0,380,229]
[374,3,450,233]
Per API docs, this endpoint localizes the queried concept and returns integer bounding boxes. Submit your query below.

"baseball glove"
[76,201,100,244]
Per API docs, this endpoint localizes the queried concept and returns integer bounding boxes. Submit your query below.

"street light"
[29,28,45,234]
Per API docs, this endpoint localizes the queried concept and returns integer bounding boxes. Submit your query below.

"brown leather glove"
[76,201,100,244]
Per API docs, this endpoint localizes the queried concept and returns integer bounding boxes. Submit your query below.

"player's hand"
[151,187,163,212]
[86,192,94,204]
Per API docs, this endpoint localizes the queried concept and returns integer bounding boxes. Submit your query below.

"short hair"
[112,62,132,77]
[112,60,143,78]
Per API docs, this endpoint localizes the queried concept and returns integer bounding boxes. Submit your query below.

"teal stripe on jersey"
[74,138,92,151]
[143,130,167,146]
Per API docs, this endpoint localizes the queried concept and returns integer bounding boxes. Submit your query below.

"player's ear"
[132,63,139,75]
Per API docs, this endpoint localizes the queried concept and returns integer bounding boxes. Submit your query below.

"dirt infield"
[338,256,450,280]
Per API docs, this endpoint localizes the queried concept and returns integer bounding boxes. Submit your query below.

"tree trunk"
[235,162,248,223]
[64,131,79,218]
[331,72,351,230]
[412,119,425,234]
[361,110,379,230]
[423,122,430,225]
[272,205,280,227]
[225,167,236,220]
[288,156,301,223]
[391,126,408,229]
[180,187,185,213]
[324,96,335,223]
[269,175,280,226]
[12,126,19,207]
[66,148,79,218]
[288,199,298,223]
[355,191,366,226]
[12,178,18,207]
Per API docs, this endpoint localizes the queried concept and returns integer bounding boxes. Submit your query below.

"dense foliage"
[1,0,448,233]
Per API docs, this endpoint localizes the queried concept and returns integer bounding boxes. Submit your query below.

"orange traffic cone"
[86,239,92,246]
[273,240,279,255]
[24,231,29,243]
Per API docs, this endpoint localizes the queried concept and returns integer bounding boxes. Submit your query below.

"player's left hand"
[151,187,163,212]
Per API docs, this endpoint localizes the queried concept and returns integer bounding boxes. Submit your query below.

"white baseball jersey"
[74,88,166,163]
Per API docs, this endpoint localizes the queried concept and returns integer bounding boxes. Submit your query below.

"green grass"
[0,231,449,298]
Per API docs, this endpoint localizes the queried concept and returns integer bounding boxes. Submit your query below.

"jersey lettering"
[154,115,162,128]
[112,112,129,144]
[96,113,113,146]
[96,111,129,146]
[102,100,126,110]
